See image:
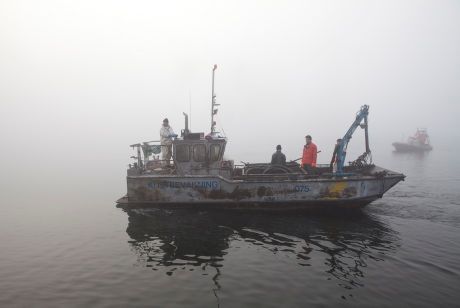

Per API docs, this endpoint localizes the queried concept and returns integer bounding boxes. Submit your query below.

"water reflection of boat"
[393,129,433,152]
[124,208,399,290]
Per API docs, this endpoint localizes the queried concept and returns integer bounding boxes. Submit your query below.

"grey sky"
[1,0,459,169]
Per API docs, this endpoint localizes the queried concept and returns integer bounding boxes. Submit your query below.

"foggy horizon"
[1,0,459,193]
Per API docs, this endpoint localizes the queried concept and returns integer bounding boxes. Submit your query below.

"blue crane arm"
[336,105,371,174]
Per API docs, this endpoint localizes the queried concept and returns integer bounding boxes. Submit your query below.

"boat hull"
[117,168,404,210]
[392,142,432,152]
[116,195,381,210]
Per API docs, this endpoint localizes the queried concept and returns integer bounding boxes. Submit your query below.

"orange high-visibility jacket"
[302,143,317,167]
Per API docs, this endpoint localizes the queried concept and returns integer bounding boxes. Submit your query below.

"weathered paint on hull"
[118,173,403,210]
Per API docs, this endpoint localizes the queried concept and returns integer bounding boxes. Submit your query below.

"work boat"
[117,68,405,210]
[392,128,433,152]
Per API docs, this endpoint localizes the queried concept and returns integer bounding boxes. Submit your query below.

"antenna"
[210,64,219,135]
[189,90,192,131]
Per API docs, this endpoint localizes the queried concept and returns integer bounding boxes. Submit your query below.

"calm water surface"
[1,148,460,307]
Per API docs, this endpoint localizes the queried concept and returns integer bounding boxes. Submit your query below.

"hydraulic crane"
[336,105,372,175]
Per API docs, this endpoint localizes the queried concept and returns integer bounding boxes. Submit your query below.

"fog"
[1,0,459,201]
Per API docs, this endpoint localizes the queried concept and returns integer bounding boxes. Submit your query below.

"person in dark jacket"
[271,145,286,165]
[330,138,342,172]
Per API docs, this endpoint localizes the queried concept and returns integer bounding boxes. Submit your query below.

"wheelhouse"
[173,135,231,177]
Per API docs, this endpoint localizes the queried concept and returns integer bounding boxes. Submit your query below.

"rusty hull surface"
[118,168,404,210]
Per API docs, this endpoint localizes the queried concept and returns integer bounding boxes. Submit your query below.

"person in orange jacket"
[302,135,317,174]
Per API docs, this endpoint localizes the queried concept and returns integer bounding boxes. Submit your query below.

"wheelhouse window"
[175,144,190,162]
[193,144,206,162]
[210,144,221,161]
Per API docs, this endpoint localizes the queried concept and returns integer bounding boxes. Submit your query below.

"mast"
[210,64,219,135]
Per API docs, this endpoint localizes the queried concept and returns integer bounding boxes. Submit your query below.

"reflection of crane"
[336,105,372,174]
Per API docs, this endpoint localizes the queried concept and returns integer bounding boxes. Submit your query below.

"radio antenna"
[189,90,192,131]
[210,64,219,135]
